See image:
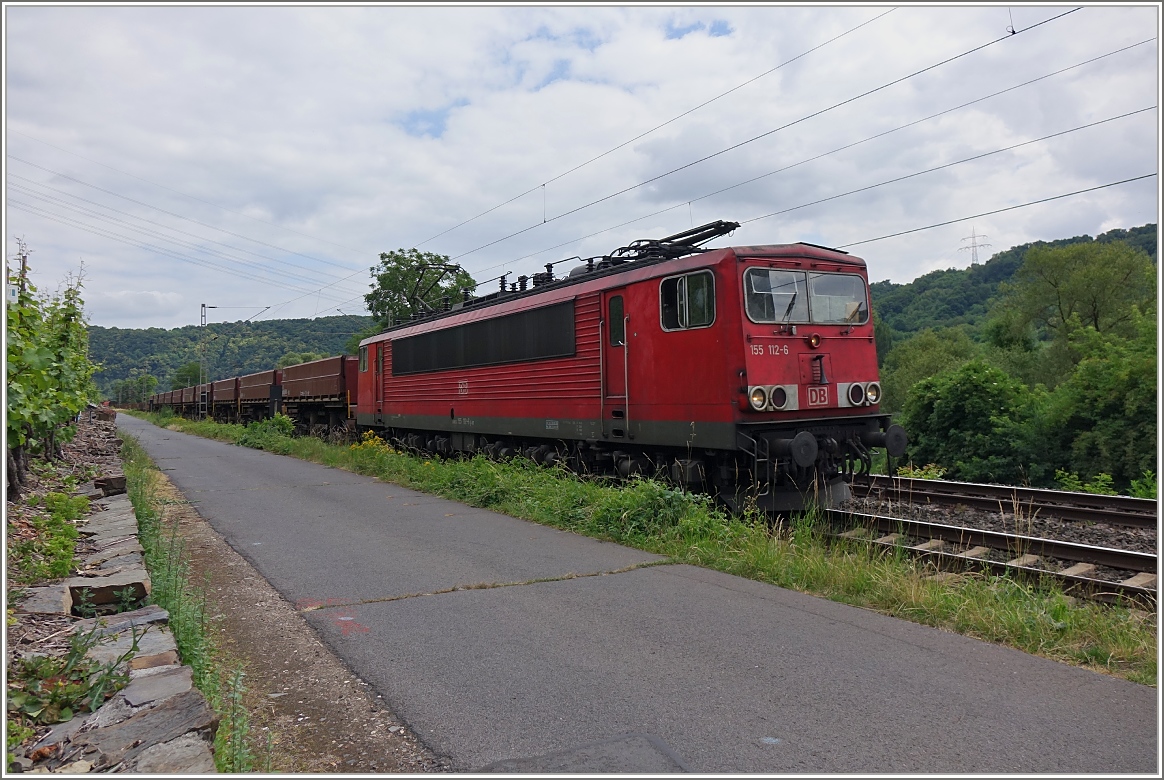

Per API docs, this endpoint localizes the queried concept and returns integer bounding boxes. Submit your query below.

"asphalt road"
[119,416,1158,773]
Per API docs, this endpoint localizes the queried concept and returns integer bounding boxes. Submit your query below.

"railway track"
[825,508,1157,608]
[851,474,1158,529]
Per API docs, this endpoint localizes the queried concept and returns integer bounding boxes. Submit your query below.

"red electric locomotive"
[357,221,905,509]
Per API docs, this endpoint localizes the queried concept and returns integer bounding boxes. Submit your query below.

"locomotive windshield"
[745,268,868,325]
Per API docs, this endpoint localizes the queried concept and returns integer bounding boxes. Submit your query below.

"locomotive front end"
[729,245,906,508]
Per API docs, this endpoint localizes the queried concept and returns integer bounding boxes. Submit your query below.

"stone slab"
[28,714,87,754]
[131,650,181,671]
[74,485,106,501]
[77,517,138,537]
[130,663,183,681]
[125,734,216,774]
[86,533,138,548]
[74,604,169,638]
[86,625,176,666]
[477,733,689,773]
[93,495,132,511]
[15,585,72,615]
[83,506,135,522]
[64,569,150,606]
[122,666,193,707]
[92,553,144,572]
[95,474,127,496]
[82,539,144,567]
[58,689,217,770]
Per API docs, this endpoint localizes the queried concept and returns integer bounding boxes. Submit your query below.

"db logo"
[457,381,469,395]
[807,386,829,406]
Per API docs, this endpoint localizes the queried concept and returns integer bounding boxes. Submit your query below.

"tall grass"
[122,434,261,770]
[130,413,1158,686]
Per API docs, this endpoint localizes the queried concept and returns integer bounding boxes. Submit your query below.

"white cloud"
[3,5,1158,329]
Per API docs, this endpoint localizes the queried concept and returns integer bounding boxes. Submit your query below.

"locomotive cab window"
[808,272,869,324]
[359,346,368,372]
[660,270,715,331]
[745,269,808,323]
[744,268,868,325]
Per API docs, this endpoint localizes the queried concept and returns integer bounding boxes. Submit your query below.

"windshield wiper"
[841,300,865,334]
[781,292,798,323]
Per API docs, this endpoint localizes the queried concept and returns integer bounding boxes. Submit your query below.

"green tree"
[899,360,1048,485]
[1002,242,1155,339]
[1043,309,1157,491]
[365,249,476,328]
[170,362,202,390]
[878,327,980,413]
[276,351,326,369]
[872,312,894,367]
[108,373,158,404]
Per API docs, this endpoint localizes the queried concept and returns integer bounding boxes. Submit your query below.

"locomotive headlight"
[866,382,882,404]
[847,382,867,406]
[749,386,768,411]
[806,333,822,348]
[769,386,788,409]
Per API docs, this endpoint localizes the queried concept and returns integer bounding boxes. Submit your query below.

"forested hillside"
[870,224,1156,338]
[89,314,374,396]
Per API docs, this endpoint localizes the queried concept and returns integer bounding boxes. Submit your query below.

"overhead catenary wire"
[411,7,898,249]
[446,7,1082,263]
[7,129,379,261]
[739,106,1156,226]
[468,36,1151,277]
[317,176,1159,325]
[836,174,1158,248]
[314,103,1152,321]
[6,172,368,292]
[6,181,370,297]
[6,155,365,273]
[6,199,358,304]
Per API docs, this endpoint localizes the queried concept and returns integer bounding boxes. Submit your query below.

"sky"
[3,4,1160,330]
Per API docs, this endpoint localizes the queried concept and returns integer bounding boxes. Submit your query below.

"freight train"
[151,221,906,510]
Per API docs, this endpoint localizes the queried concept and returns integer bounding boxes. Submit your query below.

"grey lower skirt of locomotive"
[719,414,908,512]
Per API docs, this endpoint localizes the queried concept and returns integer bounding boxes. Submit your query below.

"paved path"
[119,416,1158,773]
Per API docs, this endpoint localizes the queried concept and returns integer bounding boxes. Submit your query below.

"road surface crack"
[296,559,676,612]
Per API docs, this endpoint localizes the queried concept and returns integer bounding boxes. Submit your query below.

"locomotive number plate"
[807,386,829,406]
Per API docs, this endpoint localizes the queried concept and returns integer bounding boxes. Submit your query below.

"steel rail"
[852,474,1158,529]
[824,509,1157,607]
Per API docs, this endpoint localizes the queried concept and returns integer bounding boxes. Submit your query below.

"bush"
[900,360,1047,484]
[237,414,296,451]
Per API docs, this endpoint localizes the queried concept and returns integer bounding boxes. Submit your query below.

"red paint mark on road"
[330,610,370,636]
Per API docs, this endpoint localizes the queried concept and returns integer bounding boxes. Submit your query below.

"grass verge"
[122,432,269,771]
[132,412,1158,687]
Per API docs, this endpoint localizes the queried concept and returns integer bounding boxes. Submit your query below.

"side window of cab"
[660,270,715,331]
[359,345,368,372]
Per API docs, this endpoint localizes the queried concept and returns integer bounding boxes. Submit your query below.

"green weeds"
[6,624,138,727]
[122,433,262,771]
[7,492,87,585]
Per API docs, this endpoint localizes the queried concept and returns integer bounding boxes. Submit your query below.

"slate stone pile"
[10,412,219,774]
